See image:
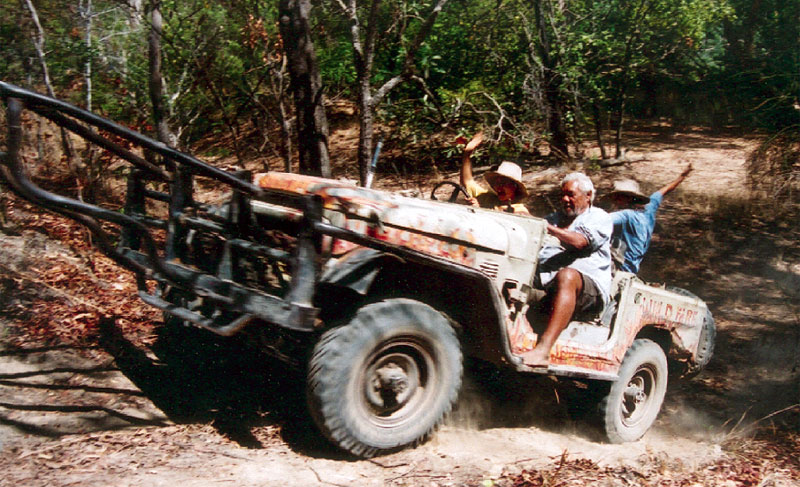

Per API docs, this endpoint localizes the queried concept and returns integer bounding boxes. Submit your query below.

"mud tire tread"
[307,298,462,458]
[600,338,668,443]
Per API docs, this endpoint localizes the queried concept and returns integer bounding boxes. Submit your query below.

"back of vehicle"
[547,271,714,443]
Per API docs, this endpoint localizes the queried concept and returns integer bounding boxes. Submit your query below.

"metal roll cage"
[0,82,503,343]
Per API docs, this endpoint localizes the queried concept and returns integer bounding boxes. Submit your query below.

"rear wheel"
[666,286,715,376]
[307,298,462,457]
[601,338,667,443]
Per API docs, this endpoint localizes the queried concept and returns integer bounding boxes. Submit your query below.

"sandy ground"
[1,126,798,486]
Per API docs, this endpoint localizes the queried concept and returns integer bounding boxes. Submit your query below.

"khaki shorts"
[575,272,603,313]
[540,270,604,315]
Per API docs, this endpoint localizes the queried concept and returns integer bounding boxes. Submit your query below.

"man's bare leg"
[520,268,583,368]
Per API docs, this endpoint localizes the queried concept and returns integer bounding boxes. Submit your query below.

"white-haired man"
[520,172,613,369]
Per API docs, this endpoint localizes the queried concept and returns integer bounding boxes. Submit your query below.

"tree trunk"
[612,58,634,157]
[357,85,374,185]
[279,0,331,177]
[613,92,626,158]
[147,0,176,148]
[593,101,607,160]
[278,102,294,172]
[532,0,569,159]
[274,56,294,172]
[81,0,93,112]
[22,0,83,192]
[128,0,144,27]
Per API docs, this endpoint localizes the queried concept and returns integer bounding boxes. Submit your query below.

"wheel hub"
[621,371,653,425]
[623,379,646,406]
[365,353,420,413]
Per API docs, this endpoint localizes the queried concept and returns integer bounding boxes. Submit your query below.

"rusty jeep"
[0,82,714,457]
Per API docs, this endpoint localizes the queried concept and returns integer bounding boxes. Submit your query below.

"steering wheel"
[430,181,470,202]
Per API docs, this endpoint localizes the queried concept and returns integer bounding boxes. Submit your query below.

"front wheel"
[600,338,668,443]
[307,298,462,458]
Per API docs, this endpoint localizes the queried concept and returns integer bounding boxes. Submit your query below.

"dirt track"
[1,127,799,486]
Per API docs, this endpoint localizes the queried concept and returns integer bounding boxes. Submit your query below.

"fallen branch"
[308,465,352,487]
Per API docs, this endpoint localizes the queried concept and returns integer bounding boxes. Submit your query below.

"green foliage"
[713,0,800,130]
[0,6,31,86]
[546,0,734,121]
[1,0,797,169]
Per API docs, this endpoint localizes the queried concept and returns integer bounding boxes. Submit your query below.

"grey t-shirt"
[537,206,613,303]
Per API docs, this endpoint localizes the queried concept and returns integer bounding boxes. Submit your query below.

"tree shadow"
[0,348,167,437]
[95,316,346,457]
[636,198,800,437]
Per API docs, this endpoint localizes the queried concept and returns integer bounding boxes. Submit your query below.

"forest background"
[1,0,798,195]
[1,2,800,485]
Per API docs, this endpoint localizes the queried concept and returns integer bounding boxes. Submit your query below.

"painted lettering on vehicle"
[635,295,699,327]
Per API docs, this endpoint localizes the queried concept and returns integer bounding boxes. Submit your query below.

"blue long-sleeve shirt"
[610,192,663,273]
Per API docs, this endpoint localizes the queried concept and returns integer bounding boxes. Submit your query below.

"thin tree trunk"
[22,0,84,193]
[613,89,626,158]
[82,0,93,112]
[357,82,374,184]
[532,0,569,159]
[339,0,449,184]
[279,0,330,177]
[147,0,176,148]
[593,101,607,160]
[195,58,244,164]
[278,100,294,172]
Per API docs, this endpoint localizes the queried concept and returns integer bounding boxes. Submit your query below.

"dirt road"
[1,127,798,486]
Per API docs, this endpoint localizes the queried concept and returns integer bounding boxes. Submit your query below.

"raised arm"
[657,163,692,197]
[459,131,484,187]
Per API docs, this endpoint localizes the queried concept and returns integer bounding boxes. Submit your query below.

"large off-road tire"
[601,338,668,443]
[666,286,716,375]
[307,298,462,458]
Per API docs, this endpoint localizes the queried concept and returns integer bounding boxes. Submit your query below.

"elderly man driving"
[520,172,613,369]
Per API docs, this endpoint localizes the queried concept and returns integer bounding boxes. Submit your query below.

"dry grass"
[746,128,800,204]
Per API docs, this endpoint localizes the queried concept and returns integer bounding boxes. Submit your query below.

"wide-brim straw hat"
[485,161,528,198]
[608,179,650,204]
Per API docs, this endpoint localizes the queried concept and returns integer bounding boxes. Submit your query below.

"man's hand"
[658,162,693,197]
[465,131,484,153]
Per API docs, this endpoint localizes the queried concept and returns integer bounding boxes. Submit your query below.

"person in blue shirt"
[608,164,693,273]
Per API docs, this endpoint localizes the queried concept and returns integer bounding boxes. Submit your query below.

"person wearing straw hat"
[608,164,692,273]
[459,132,530,215]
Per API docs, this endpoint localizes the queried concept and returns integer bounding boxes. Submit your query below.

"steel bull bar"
[0,82,324,334]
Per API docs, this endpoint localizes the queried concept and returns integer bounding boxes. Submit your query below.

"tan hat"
[609,179,650,204]
[485,161,527,198]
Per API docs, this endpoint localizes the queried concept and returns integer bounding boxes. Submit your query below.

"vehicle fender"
[319,247,399,295]
[318,247,516,368]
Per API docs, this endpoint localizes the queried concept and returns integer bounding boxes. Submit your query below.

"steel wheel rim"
[354,336,438,428]
[620,364,656,427]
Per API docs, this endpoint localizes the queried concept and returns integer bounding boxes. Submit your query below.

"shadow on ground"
[0,343,167,438]
[95,316,351,458]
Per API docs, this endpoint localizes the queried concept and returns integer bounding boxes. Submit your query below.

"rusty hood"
[255,172,536,261]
